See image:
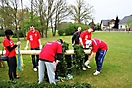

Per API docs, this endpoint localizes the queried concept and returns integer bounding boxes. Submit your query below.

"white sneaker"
[85,65,91,69]
[82,67,87,70]
[33,68,37,71]
[93,70,100,75]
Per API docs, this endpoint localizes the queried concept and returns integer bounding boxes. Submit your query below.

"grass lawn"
[0,31,132,88]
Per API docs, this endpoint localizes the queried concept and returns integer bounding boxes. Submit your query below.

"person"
[79,26,96,70]
[25,24,42,71]
[72,27,81,46]
[2,29,21,83]
[38,39,63,84]
[84,38,108,75]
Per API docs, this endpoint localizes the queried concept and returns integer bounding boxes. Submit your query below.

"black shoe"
[15,76,21,79]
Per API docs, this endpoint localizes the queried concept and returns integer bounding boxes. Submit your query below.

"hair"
[5,29,13,40]
[90,26,97,32]
[30,24,35,27]
[57,39,63,44]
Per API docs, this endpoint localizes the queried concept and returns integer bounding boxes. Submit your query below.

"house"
[100,19,115,30]
[119,14,132,29]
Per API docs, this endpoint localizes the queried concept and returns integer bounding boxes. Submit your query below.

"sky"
[23,0,132,23]
[68,0,132,23]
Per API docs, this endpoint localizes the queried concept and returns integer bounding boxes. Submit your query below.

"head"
[90,26,96,32]
[86,40,92,48]
[57,39,63,44]
[30,24,35,31]
[88,26,96,32]
[5,29,13,40]
[77,27,81,32]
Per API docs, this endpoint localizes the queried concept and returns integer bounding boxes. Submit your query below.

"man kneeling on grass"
[84,38,108,75]
[38,39,63,84]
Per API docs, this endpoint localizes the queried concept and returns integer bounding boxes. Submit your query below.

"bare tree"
[69,0,94,24]
[50,0,69,36]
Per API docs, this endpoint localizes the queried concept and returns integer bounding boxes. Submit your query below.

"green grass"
[0,32,132,87]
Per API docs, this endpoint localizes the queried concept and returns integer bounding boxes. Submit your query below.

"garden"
[0,32,132,88]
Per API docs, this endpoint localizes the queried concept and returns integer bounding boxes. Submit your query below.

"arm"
[6,41,21,52]
[55,53,62,66]
[38,39,42,49]
[25,40,29,49]
[84,52,96,66]
[72,33,76,45]
[6,45,17,52]
[88,52,96,61]
[79,37,84,48]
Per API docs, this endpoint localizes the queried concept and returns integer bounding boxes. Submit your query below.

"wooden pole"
[0,49,91,55]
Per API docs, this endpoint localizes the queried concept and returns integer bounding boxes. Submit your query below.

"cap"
[86,40,92,48]
[5,29,13,35]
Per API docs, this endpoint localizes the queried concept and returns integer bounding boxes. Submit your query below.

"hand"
[24,46,28,50]
[54,67,56,72]
[84,60,90,66]
[17,41,21,46]
[72,44,74,46]
[40,45,42,49]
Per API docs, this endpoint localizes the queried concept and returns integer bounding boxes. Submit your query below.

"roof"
[119,15,132,24]
[101,20,111,26]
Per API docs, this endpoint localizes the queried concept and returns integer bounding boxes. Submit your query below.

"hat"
[86,40,92,48]
[57,39,63,44]
[5,29,13,35]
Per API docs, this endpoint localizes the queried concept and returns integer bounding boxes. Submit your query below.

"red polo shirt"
[2,37,16,57]
[39,41,62,62]
[26,30,41,48]
[80,30,92,48]
[91,39,108,53]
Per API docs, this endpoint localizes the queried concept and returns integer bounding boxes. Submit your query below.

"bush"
[13,30,25,38]
[0,30,5,37]
[0,80,92,88]
[58,28,65,36]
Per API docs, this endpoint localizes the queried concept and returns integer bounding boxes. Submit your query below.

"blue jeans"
[95,50,107,71]
[31,47,40,68]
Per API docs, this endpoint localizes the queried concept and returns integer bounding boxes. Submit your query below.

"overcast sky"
[67,0,132,23]
[23,0,132,23]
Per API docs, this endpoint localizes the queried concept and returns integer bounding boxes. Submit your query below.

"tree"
[126,19,132,29]
[113,16,119,29]
[69,0,94,24]
[50,0,69,36]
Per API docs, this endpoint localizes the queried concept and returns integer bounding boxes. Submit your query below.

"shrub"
[58,28,65,36]
[13,30,25,38]
[0,80,91,88]
[0,30,5,37]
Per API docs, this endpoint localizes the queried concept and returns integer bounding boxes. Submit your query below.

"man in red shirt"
[25,24,42,71]
[38,39,63,84]
[79,26,96,70]
[84,38,108,75]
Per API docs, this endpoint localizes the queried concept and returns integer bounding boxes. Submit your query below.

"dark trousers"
[31,47,39,68]
[95,50,107,71]
[7,56,17,81]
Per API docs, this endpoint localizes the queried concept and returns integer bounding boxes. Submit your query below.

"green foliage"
[13,29,25,38]
[126,18,132,28]
[58,28,65,36]
[0,80,91,88]
[73,45,85,71]
[57,22,90,36]
[56,42,69,77]
[22,13,42,33]
[0,30,5,37]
